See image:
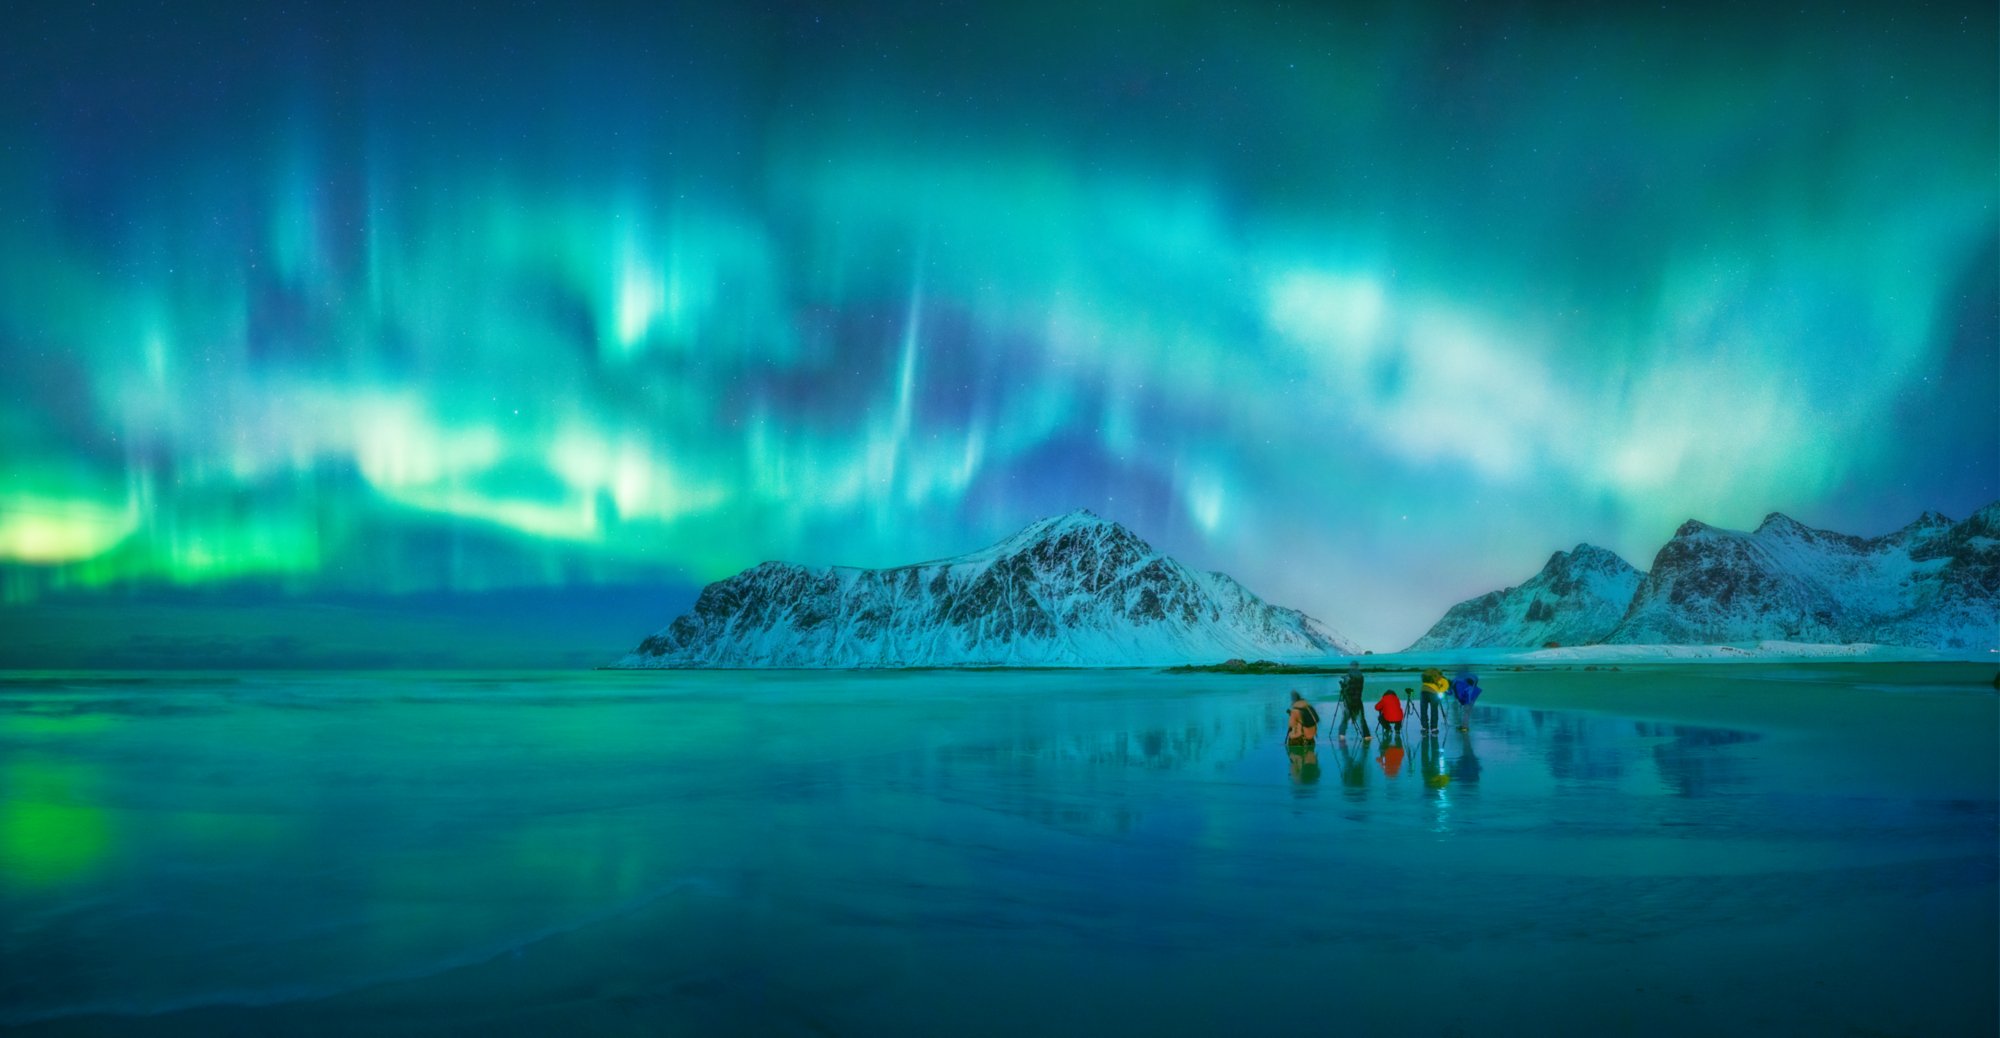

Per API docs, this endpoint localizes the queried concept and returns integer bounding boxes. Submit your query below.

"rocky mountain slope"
[1605,504,1999,649]
[1406,503,1997,651]
[1405,544,1645,650]
[613,510,1359,667]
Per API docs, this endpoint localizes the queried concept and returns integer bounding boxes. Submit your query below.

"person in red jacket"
[1374,688,1406,742]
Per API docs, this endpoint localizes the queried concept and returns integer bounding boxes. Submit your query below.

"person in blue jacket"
[1450,668,1482,733]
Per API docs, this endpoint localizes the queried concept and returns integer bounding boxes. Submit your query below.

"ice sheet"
[0,664,1993,1034]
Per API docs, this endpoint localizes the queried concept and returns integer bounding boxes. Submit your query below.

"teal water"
[0,666,1993,1035]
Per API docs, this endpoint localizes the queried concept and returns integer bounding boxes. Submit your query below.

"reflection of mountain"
[1640,723,1760,798]
[1516,711,1763,795]
[938,720,1237,774]
[615,510,1358,667]
[923,713,1259,838]
[1527,710,1627,783]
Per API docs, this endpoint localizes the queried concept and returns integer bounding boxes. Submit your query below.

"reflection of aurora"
[0,5,1994,648]
[0,758,112,890]
[0,705,115,890]
[0,674,759,1016]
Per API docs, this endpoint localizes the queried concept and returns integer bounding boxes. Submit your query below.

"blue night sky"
[1,1,1994,663]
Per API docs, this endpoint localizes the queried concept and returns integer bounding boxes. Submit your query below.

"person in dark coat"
[1335,661,1371,742]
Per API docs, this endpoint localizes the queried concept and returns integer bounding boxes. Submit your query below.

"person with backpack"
[1450,668,1482,733]
[1285,690,1320,746]
[1419,668,1450,735]
[1335,661,1371,742]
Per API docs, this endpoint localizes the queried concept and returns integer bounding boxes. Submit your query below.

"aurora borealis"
[1,2,1994,659]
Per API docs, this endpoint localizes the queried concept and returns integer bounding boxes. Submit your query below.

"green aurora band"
[0,2,1994,652]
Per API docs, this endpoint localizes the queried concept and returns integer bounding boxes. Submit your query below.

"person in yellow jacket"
[1418,668,1450,735]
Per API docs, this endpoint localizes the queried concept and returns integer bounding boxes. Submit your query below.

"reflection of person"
[1452,735,1481,785]
[1288,742,1321,784]
[1336,662,1371,742]
[1419,670,1449,735]
[1374,689,1405,741]
[1420,730,1450,789]
[1285,691,1320,746]
[1377,743,1405,779]
[1335,739,1368,791]
[1451,668,1482,733]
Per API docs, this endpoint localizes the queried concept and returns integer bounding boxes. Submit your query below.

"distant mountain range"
[613,510,1358,668]
[1408,503,1999,651]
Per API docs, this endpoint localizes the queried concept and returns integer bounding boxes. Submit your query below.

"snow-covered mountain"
[613,510,1360,667]
[1605,504,1999,649]
[1405,544,1645,651]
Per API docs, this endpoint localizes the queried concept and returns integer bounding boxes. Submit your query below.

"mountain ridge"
[614,511,1358,668]
[1606,503,1997,648]
[1411,503,1997,651]
[1405,542,1645,651]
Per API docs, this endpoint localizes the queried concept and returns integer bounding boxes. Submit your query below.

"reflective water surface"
[1,666,1993,1035]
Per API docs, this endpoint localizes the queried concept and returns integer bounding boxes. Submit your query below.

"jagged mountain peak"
[1405,541,1644,651]
[1015,507,1132,539]
[1675,513,1825,541]
[934,511,1160,577]
[1752,512,1853,542]
[1559,543,1635,570]
[1756,512,1804,533]
[1672,519,1715,538]
[1020,506,1106,531]
[1886,510,1956,545]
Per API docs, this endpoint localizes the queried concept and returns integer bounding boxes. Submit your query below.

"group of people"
[1285,662,1482,747]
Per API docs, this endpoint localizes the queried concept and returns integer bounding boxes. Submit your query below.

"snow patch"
[1515,641,1900,662]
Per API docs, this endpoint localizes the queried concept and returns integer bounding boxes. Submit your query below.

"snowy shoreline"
[1369,640,1994,664]
[602,642,1997,671]
[1173,641,1995,671]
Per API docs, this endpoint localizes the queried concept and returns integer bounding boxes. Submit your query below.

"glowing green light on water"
[0,760,113,890]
